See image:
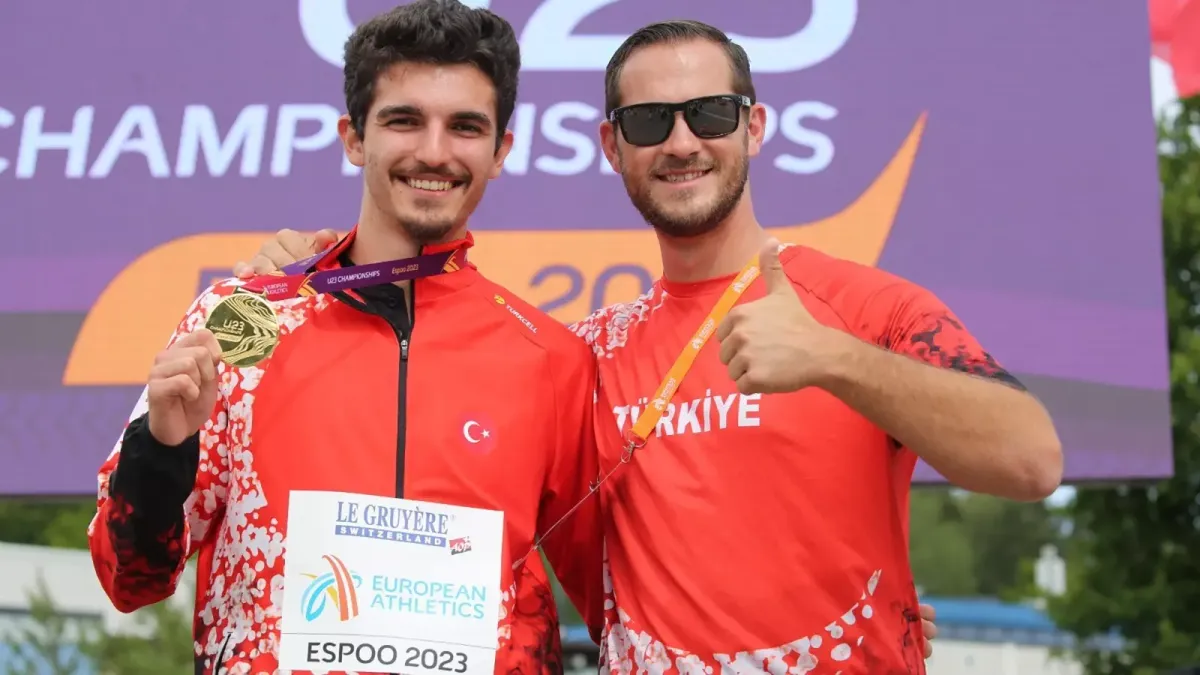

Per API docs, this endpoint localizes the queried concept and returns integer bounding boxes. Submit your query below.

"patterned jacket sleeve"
[87,285,233,613]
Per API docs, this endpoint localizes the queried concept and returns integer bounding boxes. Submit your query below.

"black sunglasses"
[608,94,752,147]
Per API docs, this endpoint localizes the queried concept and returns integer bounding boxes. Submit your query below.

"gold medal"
[204,291,280,368]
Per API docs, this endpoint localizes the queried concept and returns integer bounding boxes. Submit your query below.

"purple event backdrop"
[0,1,1173,495]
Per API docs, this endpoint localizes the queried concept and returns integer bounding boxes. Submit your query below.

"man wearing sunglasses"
[585,20,1060,674]
[238,16,1060,675]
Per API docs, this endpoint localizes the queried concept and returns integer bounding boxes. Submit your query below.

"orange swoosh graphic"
[63,113,926,386]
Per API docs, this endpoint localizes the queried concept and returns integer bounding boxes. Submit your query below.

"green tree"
[82,598,194,675]
[907,487,1062,599]
[908,488,978,596]
[957,492,1063,598]
[0,499,94,550]
[1,572,195,675]
[1048,96,1200,674]
[1,575,96,675]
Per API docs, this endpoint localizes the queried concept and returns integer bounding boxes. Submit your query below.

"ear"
[746,103,767,158]
[599,120,622,174]
[489,128,515,179]
[338,114,365,168]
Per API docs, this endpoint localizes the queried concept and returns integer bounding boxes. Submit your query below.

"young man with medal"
[241,14,1064,675]
[85,2,605,674]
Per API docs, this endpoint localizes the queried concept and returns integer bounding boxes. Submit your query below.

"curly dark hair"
[342,0,521,150]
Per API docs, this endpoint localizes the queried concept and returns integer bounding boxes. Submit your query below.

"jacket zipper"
[395,332,409,498]
[331,270,413,498]
[391,284,414,499]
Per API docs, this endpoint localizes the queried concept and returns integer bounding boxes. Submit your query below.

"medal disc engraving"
[205,292,280,367]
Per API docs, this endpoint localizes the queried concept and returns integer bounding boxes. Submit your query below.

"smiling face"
[600,39,766,239]
[339,61,513,245]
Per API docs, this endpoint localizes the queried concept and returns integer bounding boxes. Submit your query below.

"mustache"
[390,162,471,182]
[652,159,716,175]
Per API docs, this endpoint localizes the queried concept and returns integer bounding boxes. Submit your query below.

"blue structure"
[915,596,1121,650]
[0,644,96,675]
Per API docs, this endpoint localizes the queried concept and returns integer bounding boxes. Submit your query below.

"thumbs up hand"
[716,238,845,394]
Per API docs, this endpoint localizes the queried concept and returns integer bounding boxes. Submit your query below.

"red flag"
[1150,0,1200,98]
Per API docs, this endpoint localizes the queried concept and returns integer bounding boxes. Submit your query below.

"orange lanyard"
[513,254,762,570]
[626,255,762,448]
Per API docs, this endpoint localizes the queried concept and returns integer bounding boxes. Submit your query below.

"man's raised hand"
[716,238,844,394]
[146,329,223,447]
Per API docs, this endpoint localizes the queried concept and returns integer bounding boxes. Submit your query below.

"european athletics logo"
[299,554,362,622]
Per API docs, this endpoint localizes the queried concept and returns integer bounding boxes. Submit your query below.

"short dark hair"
[342,0,521,149]
[604,20,755,116]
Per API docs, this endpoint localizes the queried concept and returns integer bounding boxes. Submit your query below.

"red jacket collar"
[313,225,475,272]
[311,225,479,305]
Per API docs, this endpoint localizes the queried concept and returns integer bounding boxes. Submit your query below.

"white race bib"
[278,490,504,674]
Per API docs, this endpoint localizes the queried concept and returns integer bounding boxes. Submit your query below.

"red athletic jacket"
[87,228,604,674]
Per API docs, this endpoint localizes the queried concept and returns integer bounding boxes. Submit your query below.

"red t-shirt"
[573,244,1017,675]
